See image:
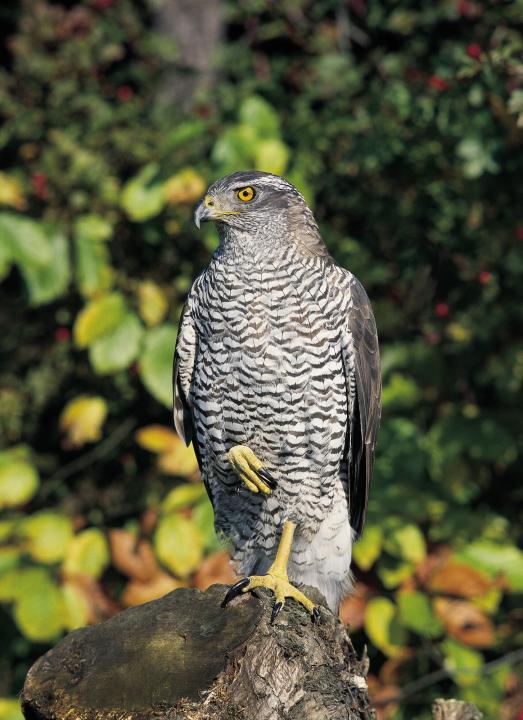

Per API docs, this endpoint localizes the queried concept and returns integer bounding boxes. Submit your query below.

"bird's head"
[194,171,327,256]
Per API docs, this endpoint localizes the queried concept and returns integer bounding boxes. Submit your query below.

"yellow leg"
[227,444,277,495]
[222,520,320,623]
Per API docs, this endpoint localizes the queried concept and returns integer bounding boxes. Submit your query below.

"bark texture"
[154,0,222,107]
[21,583,374,720]
[432,699,483,720]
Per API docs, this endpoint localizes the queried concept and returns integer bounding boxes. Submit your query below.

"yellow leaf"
[21,512,73,564]
[73,292,126,348]
[137,280,168,327]
[364,597,406,657]
[0,172,26,210]
[136,426,199,477]
[135,425,177,453]
[61,581,90,630]
[154,514,203,578]
[159,438,199,477]
[446,322,472,343]
[0,459,39,509]
[0,697,23,720]
[163,168,206,205]
[162,483,207,512]
[60,396,108,449]
[62,528,110,578]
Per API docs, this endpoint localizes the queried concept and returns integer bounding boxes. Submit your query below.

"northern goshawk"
[173,171,381,620]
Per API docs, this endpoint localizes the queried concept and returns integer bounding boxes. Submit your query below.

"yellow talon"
[227,444,275,495]
[222,520,319,622]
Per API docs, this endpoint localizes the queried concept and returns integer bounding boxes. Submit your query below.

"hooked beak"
[194,195,214,229]
[194,193,240,229]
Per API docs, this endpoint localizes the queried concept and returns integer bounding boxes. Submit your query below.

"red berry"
[54,327,70,343]
[31,172,49,200]
[478,271,492,284]
[435,302,450,318]
[516,227,523,241]
[116,85,134,101]
[466,43,482,60]
[428,75,449,91]
[457,0,473,15]
[93,0,113,9]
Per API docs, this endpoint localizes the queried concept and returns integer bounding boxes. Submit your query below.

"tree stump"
[21,583,374,720]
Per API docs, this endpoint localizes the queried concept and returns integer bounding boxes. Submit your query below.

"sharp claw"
[221,578,250,608]
[311,606,321,624]
[271,602,283,623]
[257,468,277,489]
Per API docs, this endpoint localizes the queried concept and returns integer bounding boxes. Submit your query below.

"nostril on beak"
[204,194,214,208]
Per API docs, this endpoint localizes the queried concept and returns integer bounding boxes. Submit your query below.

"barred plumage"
[174,171,380,613]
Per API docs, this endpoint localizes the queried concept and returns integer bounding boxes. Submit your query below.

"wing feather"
[172,300,215,506]
[173,303,196,445]
[342,277,381,538]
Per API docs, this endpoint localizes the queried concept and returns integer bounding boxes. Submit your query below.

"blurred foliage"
[0,1,522,718]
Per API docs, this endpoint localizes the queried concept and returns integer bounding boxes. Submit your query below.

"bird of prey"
[173,171,380,620]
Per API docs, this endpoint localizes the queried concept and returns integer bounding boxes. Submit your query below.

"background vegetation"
[0,1,522,718]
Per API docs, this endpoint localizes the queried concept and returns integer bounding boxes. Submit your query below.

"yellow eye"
[237,186,255,202]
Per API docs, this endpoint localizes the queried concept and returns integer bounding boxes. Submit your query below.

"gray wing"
[341,276,381,539]
[173,301,197,446]
[173,295,216,507]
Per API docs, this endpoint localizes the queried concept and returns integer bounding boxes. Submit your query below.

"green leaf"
[14,578,65,642]
[162,483,207,512]
[239,96,281,138]
[21,512,73,564]
[211,126,258,173]
[0,519,16,543]
[0,213,52,268]
[364,597,405,657]
[381,373,421,410]
[154,513,203,578]
[0,455,39,510]
[385,523,426,564]
[0,235,12,281]
[121,164,165,222]
[397,590,443,637]
[0,215,70,304]
[353,525,383,570]
[254,139,290,175]
[456,541,523,591]
[377,559,414,589]
[0,547,20,575]
[89,313,143,374]
[139,324,177,407]
[18,225,70,305]
[0,567,52,602]
[74,214,113,298]
[457,138,499,178]
[62,529,110,578]
[192,498,220,552]
[73,292,127,348]
[442,638,484,687]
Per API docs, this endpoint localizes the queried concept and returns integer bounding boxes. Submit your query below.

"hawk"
[173,171,380,620]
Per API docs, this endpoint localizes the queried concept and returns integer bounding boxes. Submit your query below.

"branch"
[375,647,523,707]
[39,418,137,502]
